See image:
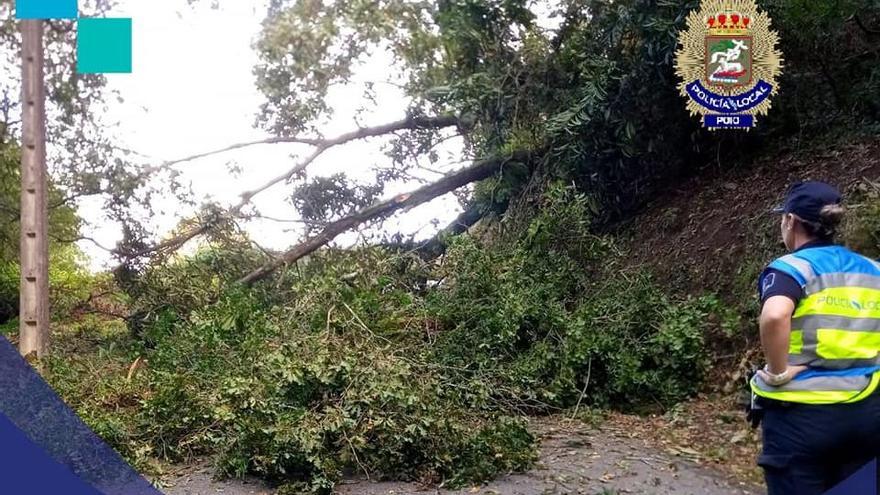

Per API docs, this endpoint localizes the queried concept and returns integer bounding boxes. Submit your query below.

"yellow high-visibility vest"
[751,245,880,404]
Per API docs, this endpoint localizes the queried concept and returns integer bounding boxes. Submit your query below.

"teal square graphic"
[77,18,132,74]
[15,0,78,19]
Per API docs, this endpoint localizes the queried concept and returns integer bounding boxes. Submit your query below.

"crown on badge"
[706,12,750,35]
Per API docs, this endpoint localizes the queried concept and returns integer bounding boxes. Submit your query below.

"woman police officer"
[751,181,880,494]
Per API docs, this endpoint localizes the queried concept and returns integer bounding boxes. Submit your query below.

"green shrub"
[0,243,95,325]
[429,185,714,411]
[0,260,17,324]
[49,243,98,317]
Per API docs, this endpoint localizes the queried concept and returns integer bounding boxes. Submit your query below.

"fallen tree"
[113,114,461,260]
[237,149,536,285]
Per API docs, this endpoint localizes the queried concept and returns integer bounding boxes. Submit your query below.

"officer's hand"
[756,365,808,386]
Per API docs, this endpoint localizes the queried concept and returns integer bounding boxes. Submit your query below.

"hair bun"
[819,203,845,227]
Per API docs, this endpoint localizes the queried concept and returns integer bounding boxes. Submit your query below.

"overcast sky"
[78,0,464,270]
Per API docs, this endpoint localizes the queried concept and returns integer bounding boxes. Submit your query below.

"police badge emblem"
[675,0,783,129]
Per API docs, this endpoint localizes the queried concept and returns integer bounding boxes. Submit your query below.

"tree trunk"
[411,206,484,259]
[19,20,50,358]
[238,150,534,286]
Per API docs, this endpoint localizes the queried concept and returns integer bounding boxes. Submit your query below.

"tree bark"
[237,150,534,286]
[19,20,50,358]
[407,206,484,259]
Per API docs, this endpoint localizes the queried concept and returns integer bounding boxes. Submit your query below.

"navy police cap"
[771,181,842,224]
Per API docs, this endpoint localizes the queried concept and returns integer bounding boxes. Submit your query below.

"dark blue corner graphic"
[0,336,163,495]
[0,411,102,494]
[825,458,877,495]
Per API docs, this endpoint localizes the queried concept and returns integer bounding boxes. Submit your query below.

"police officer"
[751,181,880,494]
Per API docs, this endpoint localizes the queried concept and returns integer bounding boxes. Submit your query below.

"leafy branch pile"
[47,184,724,492]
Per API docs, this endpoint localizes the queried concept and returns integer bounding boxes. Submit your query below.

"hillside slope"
[624,138,880,301]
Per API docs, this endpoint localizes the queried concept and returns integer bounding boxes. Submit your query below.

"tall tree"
[81,0,880,289]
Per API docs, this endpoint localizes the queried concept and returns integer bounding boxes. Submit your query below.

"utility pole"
[19,19,50,358]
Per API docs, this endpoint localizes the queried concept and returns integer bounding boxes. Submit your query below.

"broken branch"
[123,115,460,260]
[150,114,459,174]
[237,149,535,286]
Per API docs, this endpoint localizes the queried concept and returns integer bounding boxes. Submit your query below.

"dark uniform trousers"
[759,388,880,494]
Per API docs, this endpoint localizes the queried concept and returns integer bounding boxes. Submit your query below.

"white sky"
[78,0,465,270]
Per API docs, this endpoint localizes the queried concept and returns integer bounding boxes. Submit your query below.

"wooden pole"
[19,19,50,358]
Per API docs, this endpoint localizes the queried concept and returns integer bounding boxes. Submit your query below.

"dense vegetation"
[46,184,729,491]
[251,0,880,226]
[1,0,879,493]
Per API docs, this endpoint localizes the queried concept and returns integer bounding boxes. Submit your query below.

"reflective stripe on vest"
[775,254,815,286]
[789,314,880,368]
[752,368,880,405]
[752,246,880,404]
